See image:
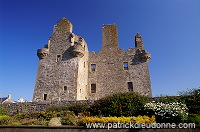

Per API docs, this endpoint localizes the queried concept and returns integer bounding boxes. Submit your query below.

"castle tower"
[33,18,152,102]
[102,24,118,53]
[33,18,89,102]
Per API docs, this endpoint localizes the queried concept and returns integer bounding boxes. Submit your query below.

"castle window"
[91,64,96,71]
[127,82,133,91]
[91,84,96,93]
[63,86,67,92]
[57,55,61,62]
[123,62,128,70]
[43,94,47,100]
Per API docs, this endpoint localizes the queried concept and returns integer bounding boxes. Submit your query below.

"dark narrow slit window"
[57,55,61,62]
[63,86,67,92]
[43,94,47,100]
[123,62,128,70]
[127,82,133,91]
[91,64,96,71]
[91,84,96,93]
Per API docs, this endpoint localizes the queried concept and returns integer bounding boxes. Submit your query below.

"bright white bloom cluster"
[144,101,188,121]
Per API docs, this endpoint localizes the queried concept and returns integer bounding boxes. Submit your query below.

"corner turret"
[72,43,85,57]
[37,48,49,60]
[136,49,151,62]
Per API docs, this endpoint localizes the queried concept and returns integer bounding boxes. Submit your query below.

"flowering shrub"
[144,102,188,123]
[82,115,155,124]
[21,119,47,125]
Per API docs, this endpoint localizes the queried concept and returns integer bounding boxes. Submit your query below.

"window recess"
[127,82,133,91]
[91,84,96,93]
[123,62,128,70]
[56,55,61,62]
[43,94,47,100]
[63,86,67,92]
[91,64,96,71]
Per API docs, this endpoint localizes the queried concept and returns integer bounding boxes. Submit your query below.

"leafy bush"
[187,114,200,125]
[46,104,89,116]
[0,105,8,116]
[46,105,68,112]
[0,115,8,119]
[56,110,76,117]
[61,112,85,126]
[0,116,47,125]
[179,88,200,114]
[0,116,21,125]
[61,117,74,125]
[15,112,34,120]
[0,117,11,125]
[15,111,76,121]
[61,117,81,125]
[68,104,89,115]
[90,92,150,117]
[144,102,188,123]
[152,95,182,104]
[21,118,47,125]
[60,110,80,125]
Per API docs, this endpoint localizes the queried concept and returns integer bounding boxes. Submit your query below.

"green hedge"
[179,88,200,115]
[90,92,150,117]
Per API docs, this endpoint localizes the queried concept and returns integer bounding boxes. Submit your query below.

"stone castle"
[33,17,152,102]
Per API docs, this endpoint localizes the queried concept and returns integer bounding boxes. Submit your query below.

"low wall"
[0,125,199,132]
[0,96,184,115]
[2,100,95,115]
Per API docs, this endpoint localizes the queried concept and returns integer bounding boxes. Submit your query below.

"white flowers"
[144,102,189,121]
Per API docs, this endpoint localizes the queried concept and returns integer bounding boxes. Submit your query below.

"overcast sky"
[0,0,200,101]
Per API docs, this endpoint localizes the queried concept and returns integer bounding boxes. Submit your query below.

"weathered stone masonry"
[33,17,152,102]
[2,100,95,115]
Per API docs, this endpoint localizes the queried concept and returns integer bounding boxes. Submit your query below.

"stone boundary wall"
[2,100,95,115]
[2,96,182,115]
[0,125,199,132]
